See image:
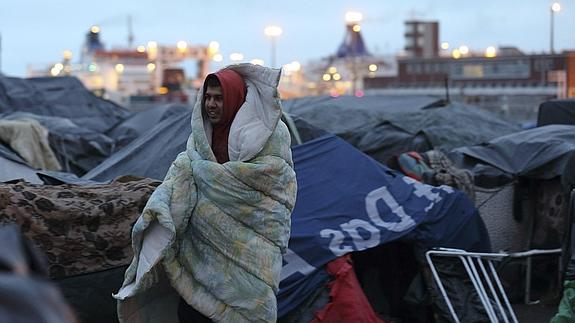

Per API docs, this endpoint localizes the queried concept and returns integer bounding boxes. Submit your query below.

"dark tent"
[0,143,42,183]
[537,99,575,127]
[0,75,140,175]
[83,111,327,182]
[0,76,130,133]
[1,111,116,175]
[106,104,190,150]
[450,125,575,189]
[82,110,192,181]
[283,95,520,164]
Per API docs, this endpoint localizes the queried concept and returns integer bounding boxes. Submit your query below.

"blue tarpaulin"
[278,135,490,316]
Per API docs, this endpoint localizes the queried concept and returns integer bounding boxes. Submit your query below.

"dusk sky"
[0,0,573,77]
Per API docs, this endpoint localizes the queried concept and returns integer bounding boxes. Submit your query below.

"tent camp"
[16,105,489,322]
[0,75,540,321]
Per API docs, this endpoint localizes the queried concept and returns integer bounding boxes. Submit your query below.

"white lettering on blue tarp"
[365,186,416,232]
[280,248,317,281]
[403,177,454,212]
[321,177,453,257]
[320,229,354,257]
[281,177,457,281]
[340,219,380,251]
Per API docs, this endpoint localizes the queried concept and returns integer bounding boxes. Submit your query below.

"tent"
[106,104,190,150]
[0,76,129,133]
[82,111,327,182]
[278,134,490,317]
[450,125,575,189]
[283,95,520,164]
[537,99,575,127]
[0,143,42,183]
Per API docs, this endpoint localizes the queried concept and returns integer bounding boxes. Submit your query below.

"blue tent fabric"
[278,135,490,316]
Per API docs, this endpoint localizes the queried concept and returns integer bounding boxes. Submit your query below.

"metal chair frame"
[425,247,561,323]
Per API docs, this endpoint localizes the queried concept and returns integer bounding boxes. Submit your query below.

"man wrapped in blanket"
[114,64,297,322]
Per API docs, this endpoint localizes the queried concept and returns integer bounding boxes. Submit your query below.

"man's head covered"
[202,68,247,163]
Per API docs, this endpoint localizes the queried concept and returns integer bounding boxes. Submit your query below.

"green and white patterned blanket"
[114,64,297,322]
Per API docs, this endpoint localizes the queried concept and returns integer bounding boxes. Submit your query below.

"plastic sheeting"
[82,110,192,181]
[83,111,327,182]
[283,95,519,164]
[537,99,575,127]
[450,125,575,188]
[0,76,129,133]
[106,104,190,150]
[1,112,116,175]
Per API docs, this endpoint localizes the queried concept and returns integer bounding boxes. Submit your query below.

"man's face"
[204,86,224,125]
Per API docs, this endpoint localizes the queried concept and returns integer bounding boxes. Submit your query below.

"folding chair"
[425,247,562,323]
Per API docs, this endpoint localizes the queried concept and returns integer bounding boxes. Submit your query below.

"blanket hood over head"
[199,64,283,163]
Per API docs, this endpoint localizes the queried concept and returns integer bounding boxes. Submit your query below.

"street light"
[550,2,561,54]
[264,25,282,68]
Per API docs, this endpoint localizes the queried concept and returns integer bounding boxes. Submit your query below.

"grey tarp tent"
[283,95,520,164]
[450,125,575,189]
[105,104,190,150]
[82,110,327,182]
[0,76,134,175]
[537,99,575,127]
[0,76,129,133]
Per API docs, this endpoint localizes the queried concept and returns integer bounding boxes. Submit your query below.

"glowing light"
[147,41,158,48]
[251,59,265,66]
[212,53,223,62]
[229,53,244,61]
[552,2,561,12]
[345,11,363,24]
[451,49,462,59]
[283,61,301,72]
[328,66,337,74]
[54,63,64,70]
[459,45,469,55]
[368,64,378,72]
[115,64,125,73]
[352,24,361,32]
[90,26,100,33]
[485,46,497,58]
[146,63,156,72]
[50,67,60,77]
[158,87,168,95]
[63,50,72,60]
[322,73,331,81]
[264,26,283,37]
[177,41,188,52]
[137,45,146,53]
[290,61,301,71]
[441,42,450,50]
[355,90,364,97]
[333,73,342,81]
[208,41,220,57]
[88,63,97,72]
[209,41,220,51]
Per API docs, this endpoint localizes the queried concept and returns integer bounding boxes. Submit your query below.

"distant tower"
[336,23,371,58]
[127,15,134,49]
[404,20,439,58]
[81,26,105,63]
